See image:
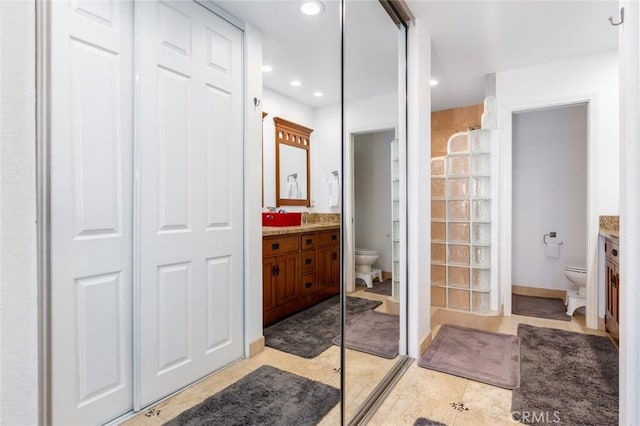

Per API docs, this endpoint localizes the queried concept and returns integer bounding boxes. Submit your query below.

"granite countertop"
[600,228,619,241]
[599,215,619,241]
[263,222,340,236]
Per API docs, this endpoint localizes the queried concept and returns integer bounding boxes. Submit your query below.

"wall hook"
[609,7,624,26]
[253,97,261,108]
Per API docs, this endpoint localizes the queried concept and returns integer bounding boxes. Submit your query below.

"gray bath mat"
[264,295,382,358]
[512,294,571,321]
[418,324,520,389]
[364,279,392,296]
[413,418,447,426]
[512,324,618,425]
[164,365,339,426]
[332,310,399,358]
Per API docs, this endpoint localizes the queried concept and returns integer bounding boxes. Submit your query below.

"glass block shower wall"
[431,129,492,312]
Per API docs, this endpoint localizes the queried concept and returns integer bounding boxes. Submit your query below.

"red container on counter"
[262,212,302,227]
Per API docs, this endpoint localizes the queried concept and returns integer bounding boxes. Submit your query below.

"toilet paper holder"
[543,232,564,246]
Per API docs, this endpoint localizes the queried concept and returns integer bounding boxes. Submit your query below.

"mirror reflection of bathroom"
[511,104,588,321]
[217,1,343,423]
[343,0,406,421]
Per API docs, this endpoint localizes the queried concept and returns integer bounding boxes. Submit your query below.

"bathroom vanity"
[604,235,620,341]
[262,225,340,325]
[600,216,620,341]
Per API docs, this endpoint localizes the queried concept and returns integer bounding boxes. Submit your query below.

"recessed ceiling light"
[313,92,323,97]
[262,65,273,72]
[290,80,301,87]
[430,79,439,87]
[300,0,324,16]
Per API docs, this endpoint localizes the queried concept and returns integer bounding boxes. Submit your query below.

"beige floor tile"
[461,381,512,419]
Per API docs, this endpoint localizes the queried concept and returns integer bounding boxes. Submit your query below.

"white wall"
[262,89,314,210]
[354,130,394,273]
[243,24,264,355]
[512,105,587,290]
[0,1,39,424]
[497,50,618,327]
[497,50,619,214]
[312,103,341,214]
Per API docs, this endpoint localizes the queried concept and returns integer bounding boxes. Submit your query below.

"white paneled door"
[50,0,244,423]
[50,1,134,425]
[137,1,244,406]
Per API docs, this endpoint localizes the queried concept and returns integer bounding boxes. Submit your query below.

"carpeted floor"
[163,365,340,426]
[264,295,382,358]
[512,294,571,321]
[364,279,392,296]
[332,310,399,358]
[512,324,618,425]
[418,324,520,389]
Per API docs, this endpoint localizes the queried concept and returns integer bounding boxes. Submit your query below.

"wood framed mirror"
[274,117,312,207]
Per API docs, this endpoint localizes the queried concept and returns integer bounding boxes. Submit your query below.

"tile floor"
[124,294,610,426]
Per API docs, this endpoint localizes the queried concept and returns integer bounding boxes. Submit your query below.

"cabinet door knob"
[305,258,312,265]
[306,239,313,245]
[305,282,313,289]
[331,235,337,240]
[332,252,337,260]
[272,243,279,250]
[272,265,277,276]
[612,249,618,257]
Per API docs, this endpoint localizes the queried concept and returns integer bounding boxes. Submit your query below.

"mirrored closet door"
[341,0,410,422]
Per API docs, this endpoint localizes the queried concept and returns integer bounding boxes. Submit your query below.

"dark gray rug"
[164,365,339,426]
[332,310,399,358]
[264,295,382,358]
[364,279,392,296]
[413,418,447,426]
[512,294,571,321]
[418,324,520,389]
[512,324,618,425]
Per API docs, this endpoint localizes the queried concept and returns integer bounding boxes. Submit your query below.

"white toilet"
[355,248,383,288]
[564,264,587,316]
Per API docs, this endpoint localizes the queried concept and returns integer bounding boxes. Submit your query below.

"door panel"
[138,0,244,406]
[276,253,300,306]
[50,1,134,424]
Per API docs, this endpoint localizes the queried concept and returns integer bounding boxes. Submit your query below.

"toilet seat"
[356,248,380,256]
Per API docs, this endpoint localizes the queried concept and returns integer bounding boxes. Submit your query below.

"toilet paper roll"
[546,242,560,258]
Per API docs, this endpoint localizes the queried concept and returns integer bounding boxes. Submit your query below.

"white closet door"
[137,1,244,406]
[50,1,134,425]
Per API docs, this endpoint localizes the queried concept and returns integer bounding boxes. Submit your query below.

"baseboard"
[385,297,399,315]
[434,308,503,333]
[419,332,432,356]
[598,316,606,331]
[381,270,392,280]
[512,284,567,301]
[249,336,265,357]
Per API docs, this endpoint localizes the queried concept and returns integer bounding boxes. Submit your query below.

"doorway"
[511,104,588,316]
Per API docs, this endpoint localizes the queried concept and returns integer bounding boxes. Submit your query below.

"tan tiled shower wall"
[431,104,483,158]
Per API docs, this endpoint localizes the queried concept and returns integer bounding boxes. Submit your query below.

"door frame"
[36,0,251,421]
[499,96,599,330]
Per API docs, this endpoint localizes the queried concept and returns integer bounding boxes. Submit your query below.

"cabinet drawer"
[301,233,317,250]
[262,236,299,256]
[605,240,619,263]
[318,229,340,246]
[299,273,317,296]
[300,250,316,274]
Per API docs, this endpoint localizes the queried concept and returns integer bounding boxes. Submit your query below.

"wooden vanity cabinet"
[317,229,340,297]
[605,240,620,341]
[263,228,340,326]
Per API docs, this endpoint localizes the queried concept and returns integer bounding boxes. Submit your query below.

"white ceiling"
[216,0,619,111]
